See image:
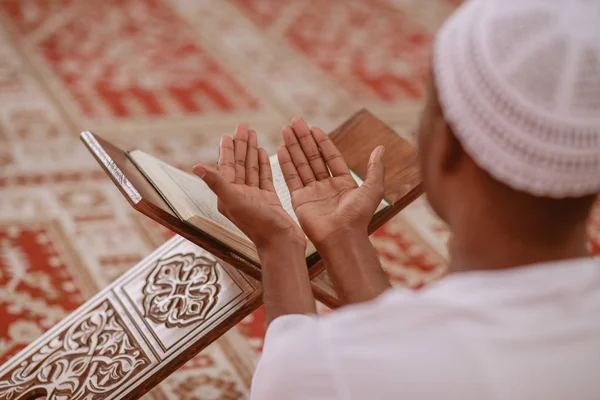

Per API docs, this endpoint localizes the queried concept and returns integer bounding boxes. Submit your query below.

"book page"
[161,163,247,236]
[130,149,389,255]
[269,155,301,225]
[129,150,247,239]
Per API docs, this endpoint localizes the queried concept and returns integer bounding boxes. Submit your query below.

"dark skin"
[194,72,595,324]
[193,119,391,323]
[193,123,315,325]
[278,118,392,305]
[418,73,596,273]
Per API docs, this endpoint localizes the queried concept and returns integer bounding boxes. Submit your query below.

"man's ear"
[434,118,464,173]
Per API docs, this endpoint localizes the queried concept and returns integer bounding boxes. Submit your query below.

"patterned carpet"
[0,0,598,398]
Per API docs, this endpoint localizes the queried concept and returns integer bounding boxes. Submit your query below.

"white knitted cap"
[434,0,600,198]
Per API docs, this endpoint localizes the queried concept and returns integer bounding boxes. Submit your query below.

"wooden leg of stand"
[0,235,340,400]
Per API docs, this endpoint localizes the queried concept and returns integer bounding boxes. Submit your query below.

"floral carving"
[0,300,149,400]
[142,253,221,328]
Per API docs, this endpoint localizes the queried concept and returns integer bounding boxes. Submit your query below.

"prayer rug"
[1,0,596,398]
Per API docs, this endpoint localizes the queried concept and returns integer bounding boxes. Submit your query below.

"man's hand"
[193,122,306,251]
[278,117,392,305]
[193,122,315,324]
[278,117,386,246]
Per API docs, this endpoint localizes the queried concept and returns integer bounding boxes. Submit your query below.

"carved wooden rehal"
[0,110,422,400]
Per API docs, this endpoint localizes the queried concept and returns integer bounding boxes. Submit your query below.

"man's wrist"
[256,232,316,325]
[257,235,307,261]
[314,225,370,255]
[314,225,391,304]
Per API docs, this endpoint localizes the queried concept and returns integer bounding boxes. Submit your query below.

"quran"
[80,110,423,282]
[127,149,391,265]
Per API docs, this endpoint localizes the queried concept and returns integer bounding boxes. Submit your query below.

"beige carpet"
[1,0,597,398]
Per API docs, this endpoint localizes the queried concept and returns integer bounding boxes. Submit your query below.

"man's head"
[417,0,600,270]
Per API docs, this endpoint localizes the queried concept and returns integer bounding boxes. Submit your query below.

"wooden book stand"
[0,110,421,400]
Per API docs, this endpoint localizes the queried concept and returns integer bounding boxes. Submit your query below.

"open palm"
[193,123,305,249]
[278,118,386,246]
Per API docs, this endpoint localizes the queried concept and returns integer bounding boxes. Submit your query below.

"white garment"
[251,258,600,399]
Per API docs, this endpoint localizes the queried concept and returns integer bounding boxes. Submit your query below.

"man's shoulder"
[261,287,458,358]
[253,286,488,400]
[319,285,472,334]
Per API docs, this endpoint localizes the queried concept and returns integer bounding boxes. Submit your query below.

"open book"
[128,150,391,265]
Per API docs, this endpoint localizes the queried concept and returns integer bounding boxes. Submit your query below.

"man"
[192,0,600,398]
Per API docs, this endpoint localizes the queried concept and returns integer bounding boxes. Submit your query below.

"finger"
[192,164,233,199]
[218,135,235,184]
[245,129,260,187]
[233,122,249,184]
[291,117,330,180]
[277,145,304,193]
[363,146,386,198]
[310,126,351,177]
[258,148,275,192]
[282,125,316,185]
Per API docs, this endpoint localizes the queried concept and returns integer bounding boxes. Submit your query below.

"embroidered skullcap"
[434,0,600,198]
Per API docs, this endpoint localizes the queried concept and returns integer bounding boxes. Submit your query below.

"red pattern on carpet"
[0,0,598,398]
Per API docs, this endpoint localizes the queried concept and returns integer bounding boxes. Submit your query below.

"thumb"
[192,164,230,198]
[363,145,386,197]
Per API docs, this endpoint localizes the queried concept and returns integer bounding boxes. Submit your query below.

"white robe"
[251,258,600,400]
